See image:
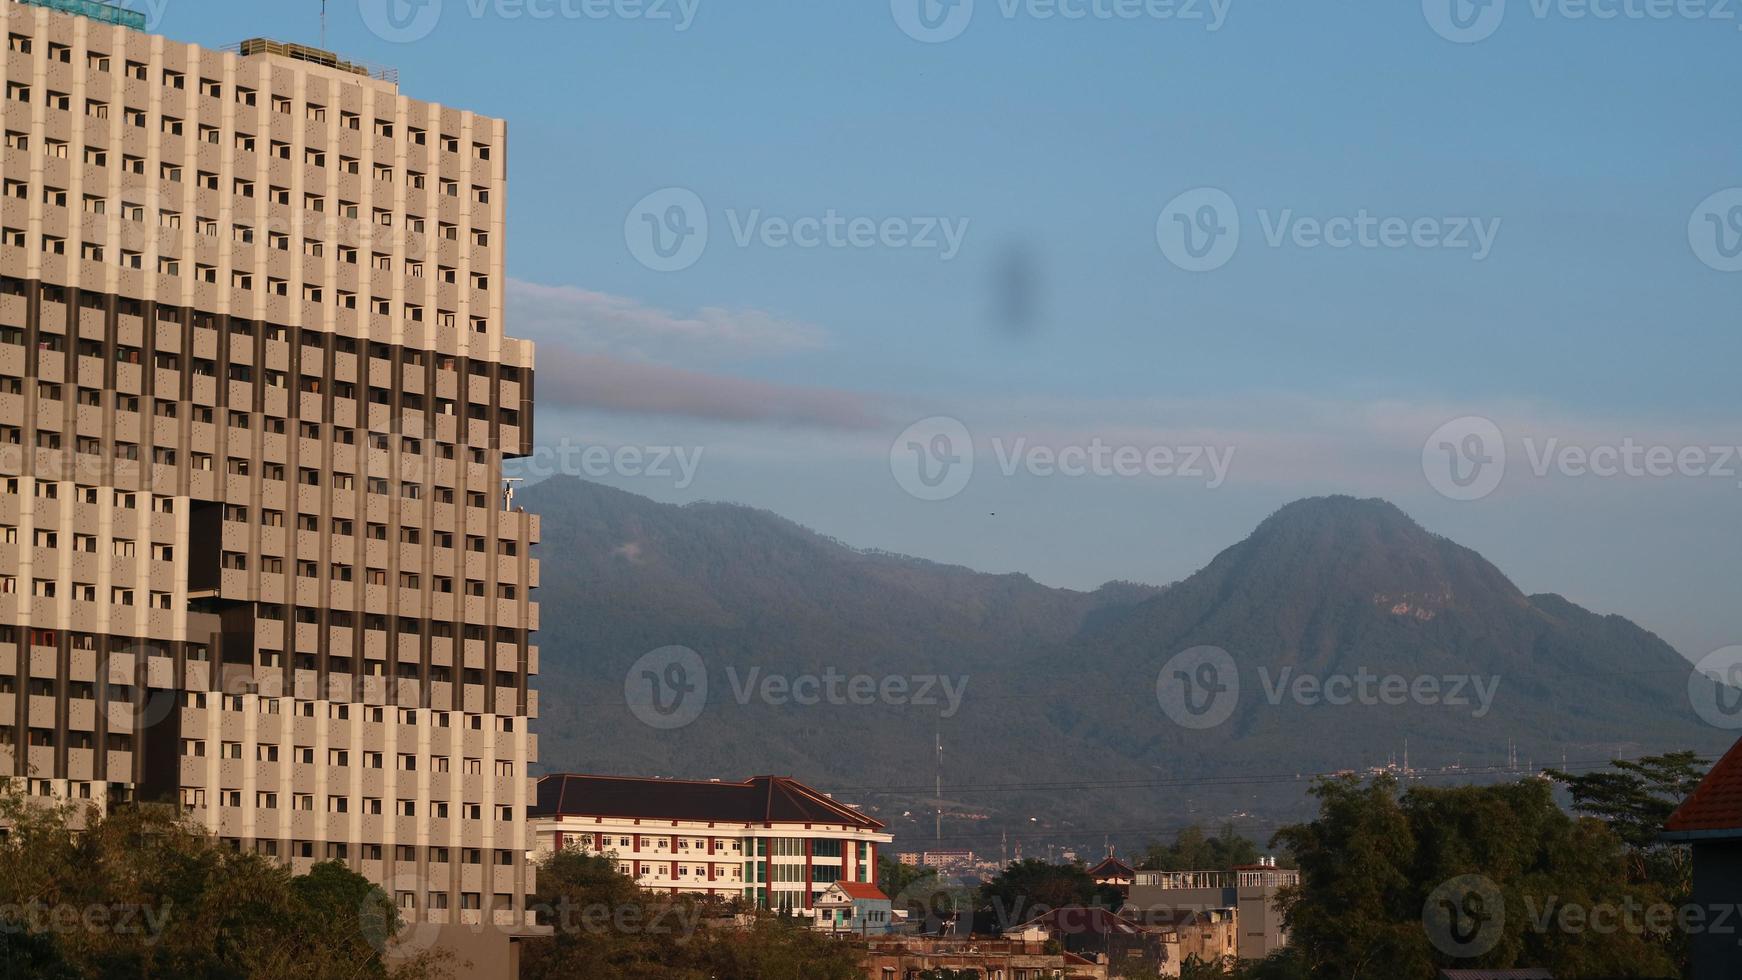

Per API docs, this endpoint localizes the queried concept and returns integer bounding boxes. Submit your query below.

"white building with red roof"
[530,773,892,913]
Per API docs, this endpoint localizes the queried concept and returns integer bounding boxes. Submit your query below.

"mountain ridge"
[518,478,1729,846]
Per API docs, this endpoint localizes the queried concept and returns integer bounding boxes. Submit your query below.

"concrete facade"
[0,0,540,966]
[1126,863,1297,962]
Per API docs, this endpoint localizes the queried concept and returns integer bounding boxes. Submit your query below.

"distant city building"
[913,849,976,872]
[1125,858,1297,961]
[812,881,895,936]
[530,773,891,912]
[1665,736,1742,980]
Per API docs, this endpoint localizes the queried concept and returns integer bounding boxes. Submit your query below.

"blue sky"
[155,1,1740,657]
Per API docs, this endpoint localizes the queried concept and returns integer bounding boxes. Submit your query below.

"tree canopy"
[519,849,864,980]
[0,786,444,979]
[1138,823,1267,872]
[1265,773,1677,980]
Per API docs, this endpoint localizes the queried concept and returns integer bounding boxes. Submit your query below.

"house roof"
[1015,906,1152,936]
[1087,856,1135,878]
[1120,907,1219,929]
[531,773,884,830]
[1665,737,1742,838]
[829,882,888,901]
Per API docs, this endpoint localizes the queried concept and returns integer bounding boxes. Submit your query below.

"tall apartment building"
[0,0,539,970]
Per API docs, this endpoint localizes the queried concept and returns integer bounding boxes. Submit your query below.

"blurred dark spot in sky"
[990,239,1044,340]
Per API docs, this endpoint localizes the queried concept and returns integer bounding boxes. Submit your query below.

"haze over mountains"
[522,478,1731,850]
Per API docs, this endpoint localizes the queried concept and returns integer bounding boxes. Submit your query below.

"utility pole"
[934,727,943,844]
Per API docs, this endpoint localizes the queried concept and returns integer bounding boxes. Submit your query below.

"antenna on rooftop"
[320,0,328,50]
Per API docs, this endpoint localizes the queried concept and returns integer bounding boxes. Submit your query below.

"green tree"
[520,850,863,980]
[1139,823,1265,871]
[975,859,1120,933]
[1546,751,1706,880]
[1271,773,1676,980]
[878,854,938,904]
[0,785,445,979]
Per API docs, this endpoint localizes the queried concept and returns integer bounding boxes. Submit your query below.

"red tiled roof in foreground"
[1664,736,1742,838]
[830,882,888,901]
[531,773,884,831]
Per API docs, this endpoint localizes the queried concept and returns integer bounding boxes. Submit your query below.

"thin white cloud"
[535,349,888,430]
[509,279,826,363]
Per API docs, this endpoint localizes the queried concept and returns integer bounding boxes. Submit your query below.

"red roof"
[1088,857,1135,878]
[833,882,888,901]
[1665,737,1742,837]
[532,773,884,831]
